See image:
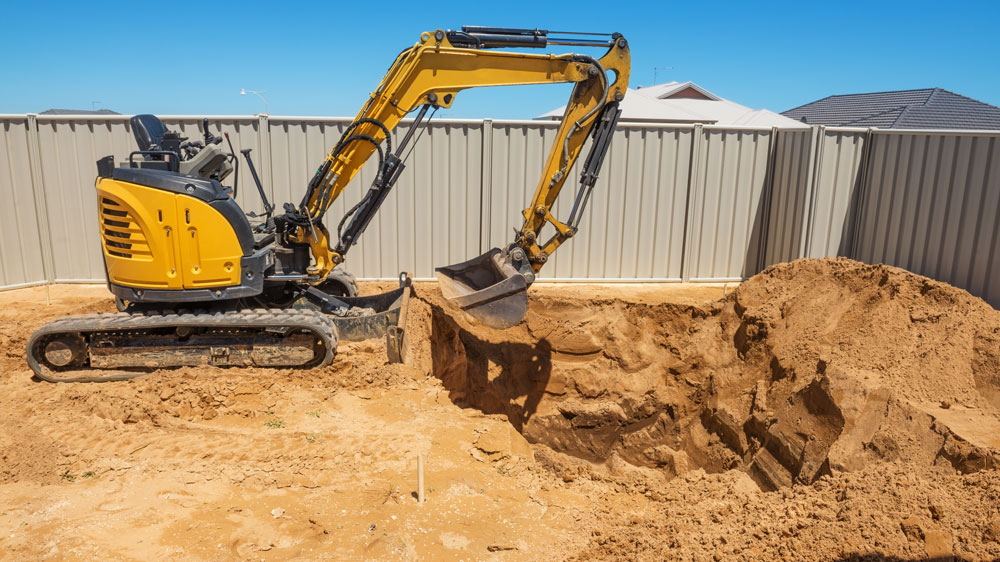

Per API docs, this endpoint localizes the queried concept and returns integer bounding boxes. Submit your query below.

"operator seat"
[130,114,169,151]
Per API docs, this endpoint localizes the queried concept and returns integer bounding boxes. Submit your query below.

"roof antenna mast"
[652,66,673,86]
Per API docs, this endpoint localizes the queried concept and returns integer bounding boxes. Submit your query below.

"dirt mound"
[417,258,1000,490]
[570,462,1000,561]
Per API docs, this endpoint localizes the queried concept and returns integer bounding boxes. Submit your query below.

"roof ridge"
[928,88,1000,110]
[841,105,906,127]
[890,104,912,127]
[825,87,937,98]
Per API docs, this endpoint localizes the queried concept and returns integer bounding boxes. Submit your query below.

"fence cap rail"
[868,127,1000,137]
[24,114,261,122]
[817,127,870,134]
[6,113,998,136]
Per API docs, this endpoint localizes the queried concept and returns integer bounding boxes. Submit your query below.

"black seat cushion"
[130,114,169,151]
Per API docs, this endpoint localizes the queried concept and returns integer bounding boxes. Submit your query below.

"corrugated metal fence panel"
[4,114,999,310]
[0,118,46,286]
[622,127,692,280]
[34,117,136,281]
[805,129,868,259]
[686,128,773,281]
[485,121,558,272]
[399,121,483,279]
[268,118,483,279]
[763,129,812,266]
[484,122,691,280]
[853,131,1000,308]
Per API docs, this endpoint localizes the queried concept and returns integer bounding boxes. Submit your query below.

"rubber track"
[26,308,338,383]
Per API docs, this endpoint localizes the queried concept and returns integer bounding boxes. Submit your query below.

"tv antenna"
[652,66,674,85]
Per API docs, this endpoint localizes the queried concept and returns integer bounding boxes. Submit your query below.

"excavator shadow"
[429,304,551,432]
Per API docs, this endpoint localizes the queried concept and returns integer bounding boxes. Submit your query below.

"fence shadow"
[836,136,871,259]
[742,130,783,277]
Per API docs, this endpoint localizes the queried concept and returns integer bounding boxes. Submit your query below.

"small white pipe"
[417,454,425,505]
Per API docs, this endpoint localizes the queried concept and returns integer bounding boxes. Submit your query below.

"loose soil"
[0,258,998,561]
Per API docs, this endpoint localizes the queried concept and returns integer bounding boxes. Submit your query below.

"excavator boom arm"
[289,27,630,280]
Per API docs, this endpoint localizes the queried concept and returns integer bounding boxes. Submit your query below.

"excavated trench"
[420,259,1000,490]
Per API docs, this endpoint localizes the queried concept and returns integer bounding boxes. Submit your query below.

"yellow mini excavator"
[26,26,630,382]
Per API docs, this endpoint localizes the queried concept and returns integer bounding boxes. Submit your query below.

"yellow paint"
[97,178,243,290]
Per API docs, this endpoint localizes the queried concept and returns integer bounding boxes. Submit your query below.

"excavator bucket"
[435,248,529,329]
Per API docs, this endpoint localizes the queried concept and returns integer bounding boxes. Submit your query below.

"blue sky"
[1,0,997,119]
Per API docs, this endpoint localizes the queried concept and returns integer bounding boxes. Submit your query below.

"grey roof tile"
[781,88,1000,130]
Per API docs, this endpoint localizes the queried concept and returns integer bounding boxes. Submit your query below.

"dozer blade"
[330,272,412,364]
[435,248,529,329]
[298,272,412,364]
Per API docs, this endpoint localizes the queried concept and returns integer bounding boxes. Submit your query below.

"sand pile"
[570,462,1000,561]
[417,258,1000,490]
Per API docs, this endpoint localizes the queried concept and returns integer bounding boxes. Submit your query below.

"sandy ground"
[0,259,998,561]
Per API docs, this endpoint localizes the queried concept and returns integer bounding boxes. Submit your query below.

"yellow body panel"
[97,178,243,290]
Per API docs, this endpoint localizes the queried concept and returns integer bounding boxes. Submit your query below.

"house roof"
[630,81,721,101]
[536,81,808,129]
[782,89,1000,130]
[39,108,120,115]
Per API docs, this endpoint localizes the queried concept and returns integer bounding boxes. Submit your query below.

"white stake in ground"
[417,454,425,505]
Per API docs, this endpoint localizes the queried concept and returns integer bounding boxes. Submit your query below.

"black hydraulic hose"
[333,105,434,255]
[299,118,392,222]
[313,134,384,221]
[333,118,392,159]
[337,190,374,241]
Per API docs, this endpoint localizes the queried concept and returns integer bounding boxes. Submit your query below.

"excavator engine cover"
[435,248,529,329]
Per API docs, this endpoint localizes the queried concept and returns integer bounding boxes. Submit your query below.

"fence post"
[480,118,493,254]
[25,114,55,284]
[680,124,704,282]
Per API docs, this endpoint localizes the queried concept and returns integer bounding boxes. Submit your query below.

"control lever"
[240,148,274,219]
[202,118,221,145]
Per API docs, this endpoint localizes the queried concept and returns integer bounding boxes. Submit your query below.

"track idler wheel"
[39,334,87,369]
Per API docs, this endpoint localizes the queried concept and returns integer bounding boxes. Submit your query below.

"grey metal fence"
[852,130,1000,307]
[0,114,997,308]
